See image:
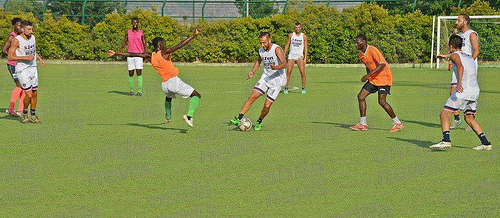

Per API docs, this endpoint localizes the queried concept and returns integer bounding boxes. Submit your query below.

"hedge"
[0,2,498,63]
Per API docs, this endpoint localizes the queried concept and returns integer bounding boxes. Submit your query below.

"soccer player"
[438,14,479,130]
[283,22,308,94]
[7,20,45,123]
[430,35,491,151]
[108,26,202,127]
[2,18,25,116]
[230,32,287,131]
[349,34,403,132]
[119,17,148,96]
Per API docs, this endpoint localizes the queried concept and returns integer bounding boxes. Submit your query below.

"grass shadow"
[108,91,131,96]
[387,136,469,149]
[88,123,188,133]
[311,121,386,131]
[401,119,441,128]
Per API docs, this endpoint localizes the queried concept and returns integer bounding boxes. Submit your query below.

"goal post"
[433,15,500,69]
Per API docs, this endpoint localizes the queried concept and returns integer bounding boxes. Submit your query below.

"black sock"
[454,114,460,121]
[442,131,451,142]
[477,133,491,145]
[23,109,28,115]
[30,109,36,116]
[238,113,244,120]
[257,118,263,124]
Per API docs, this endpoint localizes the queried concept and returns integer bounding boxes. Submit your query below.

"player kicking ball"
[107,26,202,127]
[430,35,491,151]
[230,32,287,131]
[350,34,403,132]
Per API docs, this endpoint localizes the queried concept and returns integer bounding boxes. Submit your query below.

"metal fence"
[0,0,475,25]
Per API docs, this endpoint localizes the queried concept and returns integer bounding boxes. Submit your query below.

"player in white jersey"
[7,20,45,123]
[430,35,491,151]
[283,22,308,95]
[438,14,479,130]
[230,32,287,131]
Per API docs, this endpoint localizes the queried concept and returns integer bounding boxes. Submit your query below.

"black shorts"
[7,64,18,82]
[362,82,391,95]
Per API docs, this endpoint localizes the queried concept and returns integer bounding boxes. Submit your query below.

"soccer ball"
[238,118,252,131]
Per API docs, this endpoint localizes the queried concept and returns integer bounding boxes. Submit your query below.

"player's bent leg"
[255,99,274,131]
[350,89,371,131]
[182,90,201,128]
[297,57,306,93]
[231,90,262,125]
[21,90,33,124]
[465,114,493,151]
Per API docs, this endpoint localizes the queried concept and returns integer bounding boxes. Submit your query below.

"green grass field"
[1,61,499,216]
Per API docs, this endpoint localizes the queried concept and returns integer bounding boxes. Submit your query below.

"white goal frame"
[431,15,500,69]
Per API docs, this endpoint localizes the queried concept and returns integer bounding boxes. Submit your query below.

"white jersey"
[458,29,477,57]
[259,44,286,86]
[451,51,479,101]
[15,35,37,72]
[289,32,304,56]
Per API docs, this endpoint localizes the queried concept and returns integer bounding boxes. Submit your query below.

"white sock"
[392,116,401,124]
[360,117,367,125]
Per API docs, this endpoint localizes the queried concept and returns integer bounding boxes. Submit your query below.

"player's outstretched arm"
[164,26,201,54]
[7,39,34,61]
[2,35,15,55]
[437,53,452,59]
[270,47,287,70]
[450,53,464,93]
[247,56,262,80]
[107,50,151,59]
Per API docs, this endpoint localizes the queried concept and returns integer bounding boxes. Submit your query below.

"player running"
[7,20,46,123]
[283,22,308,95]
[119,17,148,96]
[430,35,491,151]
[108,26,202,127]
[2,18,25,116]
[230,32,287,131]
[349,34,403,132]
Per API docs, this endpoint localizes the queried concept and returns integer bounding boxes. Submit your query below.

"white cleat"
[429,141,452,151]
[465,125,473,131]
[165,118,172,124]
[182,115,193,127]
[472,144,492,151]
[450,119,462,129]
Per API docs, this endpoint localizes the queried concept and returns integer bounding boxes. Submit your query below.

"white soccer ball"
[238,118,252,131]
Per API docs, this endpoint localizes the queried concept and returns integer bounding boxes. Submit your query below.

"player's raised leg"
[449,85,462,129]
[230,89,262,125]
[462,107,492,151]
[297,57,306,94]
[350,88,370,131]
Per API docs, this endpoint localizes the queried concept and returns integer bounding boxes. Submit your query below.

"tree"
[234,0,279,18]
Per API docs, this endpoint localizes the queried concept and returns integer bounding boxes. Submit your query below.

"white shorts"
[127,57,143,70]
[288,54,303,61]
[253,78,282,102]
[444,93,477,115]
[17,67,38,91]
[161,76,195,99]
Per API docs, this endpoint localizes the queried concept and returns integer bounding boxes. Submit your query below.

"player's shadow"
[88,123,187,133]
[401,119,440,128]
[127,123,188,133]
[108,91,131,96]
[311,121,386,130]
[0,115,20,121]
[388,136,469,149]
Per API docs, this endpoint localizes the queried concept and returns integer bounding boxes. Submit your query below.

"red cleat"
[350,123,368,131]
[389,123,404,132]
